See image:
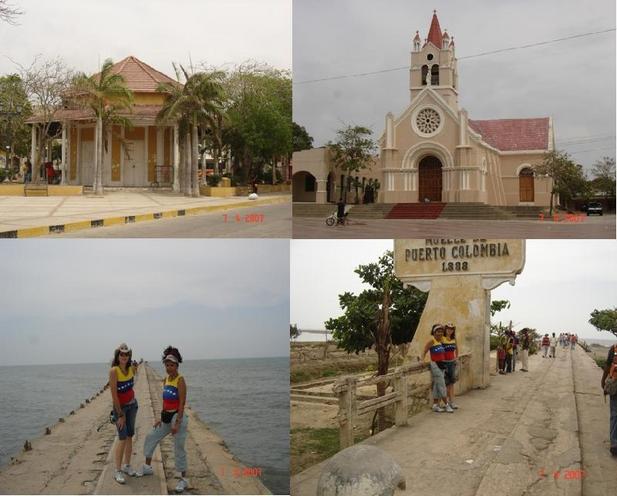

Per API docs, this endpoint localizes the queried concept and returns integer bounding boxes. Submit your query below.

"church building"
[293,11,554,208]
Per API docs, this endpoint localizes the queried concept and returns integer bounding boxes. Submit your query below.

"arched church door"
[418,156,442,202]
[519,168,534,202]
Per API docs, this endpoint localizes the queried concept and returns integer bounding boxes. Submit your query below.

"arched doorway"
[519,167,534,202]
[292,171,317,202]
[418,156,442,202]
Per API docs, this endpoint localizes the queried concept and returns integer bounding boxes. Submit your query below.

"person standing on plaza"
[442,323,459,410]
[109,343,139,484]
[541,334,550,358]
[549,332,557,359]
[511,330,519,371]
[138,346,190,492]
[600,343,617,456]
[520,328,531,372]
[504,332,514,373]
[423,324,453,413]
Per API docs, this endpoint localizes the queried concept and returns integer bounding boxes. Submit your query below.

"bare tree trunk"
[184,134,191,196]
[191,122,199,197]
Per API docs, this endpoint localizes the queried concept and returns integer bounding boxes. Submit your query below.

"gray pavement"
[0,190,290,236]
[293,215,616,239]
[292,346,617,496]
[53,203,291,238]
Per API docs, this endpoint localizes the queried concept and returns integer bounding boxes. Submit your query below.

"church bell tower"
[410,11,459,110]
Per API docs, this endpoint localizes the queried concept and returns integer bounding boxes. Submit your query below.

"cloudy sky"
[293,0,615,170]
[0,0,291,76]
[290,239,617,342]
[0,239,289,366]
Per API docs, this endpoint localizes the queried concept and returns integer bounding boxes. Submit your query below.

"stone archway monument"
[394,239,525,389]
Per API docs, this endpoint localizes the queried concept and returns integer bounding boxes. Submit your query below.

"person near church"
[600,343,617,456]
[442,323,459,409]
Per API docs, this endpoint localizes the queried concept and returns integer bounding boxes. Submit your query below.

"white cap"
[163,354,178,364]
[117,343,131,353]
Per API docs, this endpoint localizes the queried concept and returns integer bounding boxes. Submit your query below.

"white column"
[173,124,180,192]
[156,127,164,185]
[61,122,67,185]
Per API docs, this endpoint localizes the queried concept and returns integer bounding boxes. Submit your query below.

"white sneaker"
[122,464,137,476]
[137,464,154,477]
[432,404,445,413]
[175,478,189,493]
[448,402,459,409]
[445,404,454,413]
[114,470,126,484]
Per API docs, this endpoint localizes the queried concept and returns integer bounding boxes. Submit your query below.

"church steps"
[385,203,445,219]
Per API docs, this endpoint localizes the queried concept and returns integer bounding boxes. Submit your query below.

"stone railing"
[333,353,472,449]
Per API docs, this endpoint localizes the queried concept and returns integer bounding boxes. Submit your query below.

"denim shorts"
[113,399,138,440]
[443,360,457,385]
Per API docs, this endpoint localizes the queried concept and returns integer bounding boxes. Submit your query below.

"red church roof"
[94,56,180,92]
[425,11,443,48]
[468,118,550,151]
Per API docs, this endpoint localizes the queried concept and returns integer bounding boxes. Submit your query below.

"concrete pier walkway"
[292,345,617,496]
[0,363,270,495]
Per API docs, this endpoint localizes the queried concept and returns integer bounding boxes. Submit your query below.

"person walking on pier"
[520,328,531,372]
[109,343,139,484]
[442,323,459,410]
[138,346,190,492]
[601,344,617,456]
[549,333,557,358]
[423,324,453,413]
[541,334,550,358]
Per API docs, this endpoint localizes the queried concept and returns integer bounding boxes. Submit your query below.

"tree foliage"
[0,0,22,25]
[490,299,510,317]
[292,122,313,152]
[534,150,590,214]
[0,74,32,158]
[290,324,300,340]
[589,308,617,338]
[590,156,616,198]
[221,63,291,183]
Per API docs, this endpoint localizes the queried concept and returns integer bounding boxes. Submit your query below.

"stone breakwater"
[0,363,270,495]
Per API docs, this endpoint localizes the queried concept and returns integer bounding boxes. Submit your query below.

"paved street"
[54,203,291,238]
[293,214,616,239]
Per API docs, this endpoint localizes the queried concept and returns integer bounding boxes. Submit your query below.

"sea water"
[0,357,290,495]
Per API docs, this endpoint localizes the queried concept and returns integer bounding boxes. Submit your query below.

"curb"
[0,195,289,238]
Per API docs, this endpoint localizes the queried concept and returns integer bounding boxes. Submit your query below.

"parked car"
[586,202,603,216]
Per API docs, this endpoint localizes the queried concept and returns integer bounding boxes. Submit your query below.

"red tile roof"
[425,11,443,48]
[26,105,165,123]
[94,56,180,92]
[468,118,550,151]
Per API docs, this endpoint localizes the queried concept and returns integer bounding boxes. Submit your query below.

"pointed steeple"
[425,10,443,48]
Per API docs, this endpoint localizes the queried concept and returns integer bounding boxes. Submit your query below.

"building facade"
[293,12,554,207]
[28,56,181,189]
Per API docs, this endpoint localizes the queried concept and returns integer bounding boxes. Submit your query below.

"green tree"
[158,65,226,196]
[325,250,427,431]
[534,150,589,214]
[292,122,313,152]
[290,324,300,340]
[73,58,133,195]
[328,125,376,202]
[0,74,31,171]
[590,156,616,198]
[222,63,292,184]
[490,299,510,317]
[589,308,617,338]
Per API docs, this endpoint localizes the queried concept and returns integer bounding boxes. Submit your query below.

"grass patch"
[291,427,370,475]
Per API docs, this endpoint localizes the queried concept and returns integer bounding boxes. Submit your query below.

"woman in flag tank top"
[109,343,139,484]
[423,324,453,413]
[138,346,190,493]
[442,323,459,410]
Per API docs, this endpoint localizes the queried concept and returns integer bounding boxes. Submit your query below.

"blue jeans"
[113,399,138,440]
[610,394,617,449]
[144,413,189,472]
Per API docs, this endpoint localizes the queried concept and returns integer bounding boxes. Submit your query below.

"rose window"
[416,108,440,134]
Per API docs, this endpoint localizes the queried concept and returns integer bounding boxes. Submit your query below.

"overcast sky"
[290,239,617,342]
[0,0,291,76]
[293,0,616,170]
[0,239,289,366]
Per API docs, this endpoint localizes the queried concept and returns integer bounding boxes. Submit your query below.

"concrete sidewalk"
[292,346,615,496]
[0,191,290,237]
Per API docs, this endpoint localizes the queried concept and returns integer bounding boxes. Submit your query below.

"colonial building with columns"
[28,56,181,188]
[293,12,553,208]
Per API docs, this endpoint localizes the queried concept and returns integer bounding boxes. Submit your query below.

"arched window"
[421,65,429,86]
[431,65,440,86]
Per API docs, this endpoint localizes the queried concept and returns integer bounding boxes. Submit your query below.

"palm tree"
[157,65,225,197]
[73,59,133,195]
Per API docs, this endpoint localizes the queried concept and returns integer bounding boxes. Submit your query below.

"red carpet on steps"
[385,202,446,219]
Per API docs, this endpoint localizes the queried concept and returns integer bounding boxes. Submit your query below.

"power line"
[294,27,615,85]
